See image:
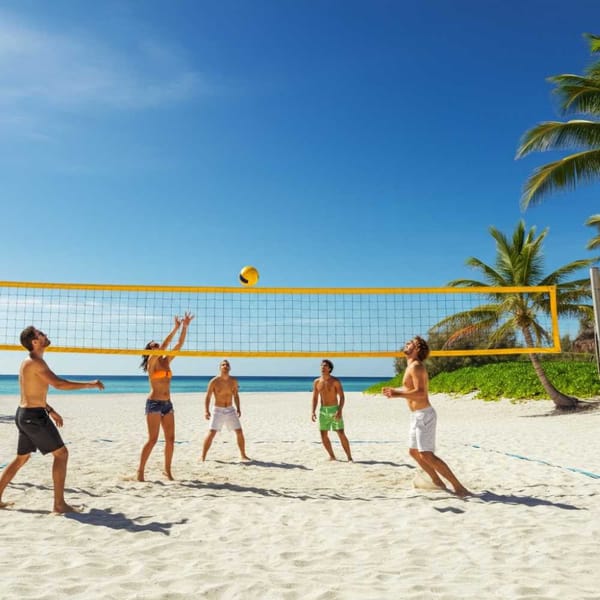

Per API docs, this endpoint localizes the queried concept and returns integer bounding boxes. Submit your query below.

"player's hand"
[50,411,64,428]
[382,387,393,398]
[182,312,195,326]
[205,411,211,420]
[92,380,104,391]
[311,412,316,422]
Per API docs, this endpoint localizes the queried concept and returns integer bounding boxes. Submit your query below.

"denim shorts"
[145,399,174,416]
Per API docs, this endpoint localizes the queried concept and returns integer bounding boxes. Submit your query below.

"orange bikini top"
[150,369,172,381]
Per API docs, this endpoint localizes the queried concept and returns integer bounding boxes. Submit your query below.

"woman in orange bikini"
[137,312,194,481]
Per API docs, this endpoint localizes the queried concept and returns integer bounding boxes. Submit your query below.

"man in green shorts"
[311,360,353,461]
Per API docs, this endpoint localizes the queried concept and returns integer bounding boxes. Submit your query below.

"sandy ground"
[1,391,599,600]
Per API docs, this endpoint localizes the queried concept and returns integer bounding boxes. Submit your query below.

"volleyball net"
[0,281,561,358]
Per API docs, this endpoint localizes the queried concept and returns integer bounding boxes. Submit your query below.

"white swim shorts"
[408,406,437,452]
[209,406,242,432]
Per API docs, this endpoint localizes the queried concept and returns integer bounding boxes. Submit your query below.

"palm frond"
[548,76,600,115]
[553,303,594,320]
[550,74,599,86]
[586,62,600,81]
[527,320,552,346]
[585,214,600,250]
[446,278,487,287]
[429,306,500,333]
[584,33,600,54]
[587,238,600,250]
[539,258,596,284]
[553,283,593,301]
[516,120,600,157]
[586,214,600,226]
[463,256,508,286]
[444,323,485,347]
[520,149,600,208]
[488,320,519,346]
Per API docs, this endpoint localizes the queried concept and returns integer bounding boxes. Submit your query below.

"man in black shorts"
[0,326,104,513]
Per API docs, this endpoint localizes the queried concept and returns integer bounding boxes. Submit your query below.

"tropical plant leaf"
[516,121,600,157]
[584,32,600,54]
[519,149,600,208]
[585,214,600,249]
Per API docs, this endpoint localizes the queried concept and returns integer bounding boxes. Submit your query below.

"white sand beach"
[1,391,599,600]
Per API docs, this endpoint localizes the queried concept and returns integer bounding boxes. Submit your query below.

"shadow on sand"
[213,459,311,470]
[353,460,414,468]
[179,479,380,502]
[66,508,187,534]
[521,400,600,418]
[475,490,583,510]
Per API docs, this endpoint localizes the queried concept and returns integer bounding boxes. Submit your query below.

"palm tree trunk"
[527,352,579,409]
[522,327,579,409]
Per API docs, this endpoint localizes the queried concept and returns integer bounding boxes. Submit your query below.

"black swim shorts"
[15,407,65,455]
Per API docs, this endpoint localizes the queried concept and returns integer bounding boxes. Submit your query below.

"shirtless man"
[383,336,470,497]
[202,360,250,461]
[0,326,104,513]
[311,359,353,461]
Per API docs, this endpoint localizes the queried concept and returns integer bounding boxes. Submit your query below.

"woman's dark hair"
[140,341,157,372]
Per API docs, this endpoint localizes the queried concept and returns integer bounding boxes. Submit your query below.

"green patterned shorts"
[319,405,344,431]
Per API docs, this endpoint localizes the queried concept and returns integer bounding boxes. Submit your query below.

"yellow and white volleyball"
[239,265,259,286]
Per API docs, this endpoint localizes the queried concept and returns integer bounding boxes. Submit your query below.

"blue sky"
[0,0,598,377]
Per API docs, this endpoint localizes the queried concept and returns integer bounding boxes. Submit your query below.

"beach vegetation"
[429,220,595,410]
[394,330,516,378]
[365,360,600,401]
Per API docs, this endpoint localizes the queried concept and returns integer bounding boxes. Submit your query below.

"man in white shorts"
[383,336,470,497]
[202,360,250,461]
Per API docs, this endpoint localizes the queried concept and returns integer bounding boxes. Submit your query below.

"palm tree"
[586,214,600,250]
[430,221,594,410]
[516,33,600,208]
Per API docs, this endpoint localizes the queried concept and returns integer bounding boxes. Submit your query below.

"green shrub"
[365,361,600,401]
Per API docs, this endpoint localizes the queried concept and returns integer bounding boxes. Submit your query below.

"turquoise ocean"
[0,375,383,396]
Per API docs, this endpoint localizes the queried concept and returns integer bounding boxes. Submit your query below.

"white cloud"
[0,11,210,117]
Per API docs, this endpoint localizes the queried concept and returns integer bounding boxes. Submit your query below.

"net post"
[590,267,600,376]
[548,285,561,353]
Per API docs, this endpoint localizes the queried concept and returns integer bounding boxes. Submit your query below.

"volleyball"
[239,265,259,286]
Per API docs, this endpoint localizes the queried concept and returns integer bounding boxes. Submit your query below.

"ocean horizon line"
[0,374,388,395]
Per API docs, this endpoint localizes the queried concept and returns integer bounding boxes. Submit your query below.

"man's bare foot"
[241,455,251,462]
[163,470,174,481]
[53,502,81,514]
[347,457,353,462]
[328,456,337,461]
[136,470,145,482]
[453,486,472,498]
[0,501,15,509]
